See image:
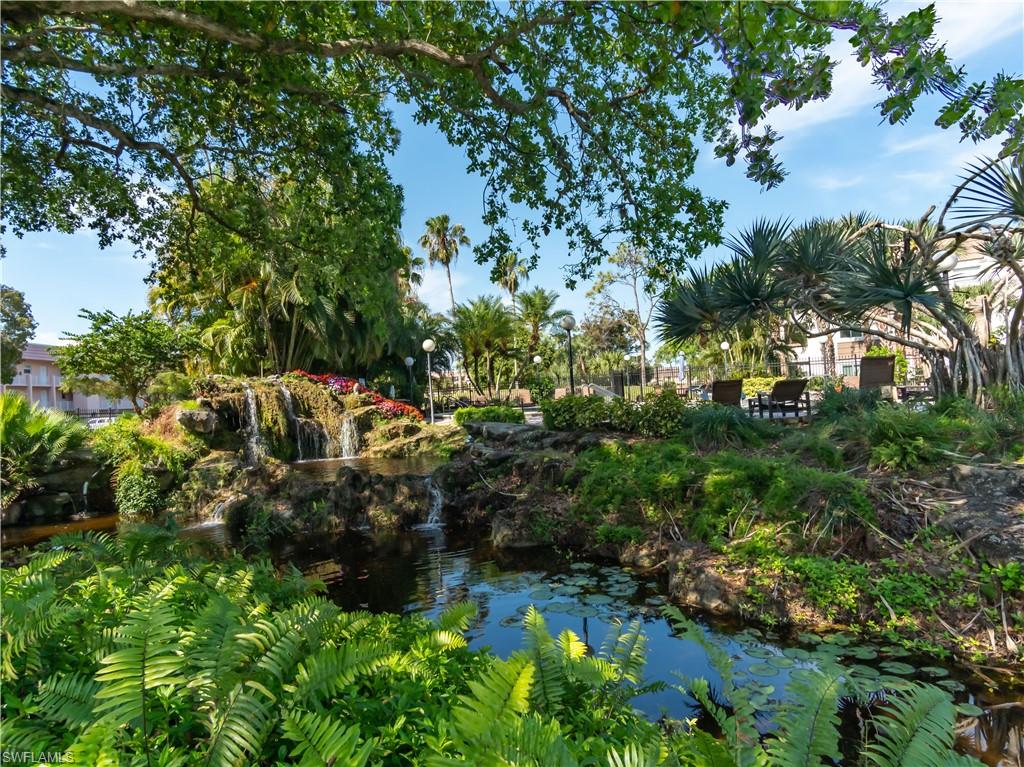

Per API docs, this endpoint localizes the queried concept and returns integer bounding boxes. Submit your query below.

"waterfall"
[81,480,89,513]
[280,384,301,460]
[209,502,225,523]
[417,475,445,529]
[297,418,329,460]
[339,413,360,458]
[242,383,268,464]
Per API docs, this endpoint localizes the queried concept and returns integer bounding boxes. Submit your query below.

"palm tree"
[452,296,515,398]
[494,252,529,304]
[419,214,470,312]
[516,287,569,358]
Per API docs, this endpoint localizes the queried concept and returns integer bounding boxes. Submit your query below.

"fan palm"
[419,215,470,312]
[516,288,569,357]
[0,392,89,508]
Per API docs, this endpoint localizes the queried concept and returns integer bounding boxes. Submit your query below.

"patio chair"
[711,379,743,407]
[859,355,896,390]
[747,378,809,419]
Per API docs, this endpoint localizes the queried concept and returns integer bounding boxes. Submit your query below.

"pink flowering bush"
[287,370,423,421]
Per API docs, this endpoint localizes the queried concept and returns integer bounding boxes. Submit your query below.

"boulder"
[22,491,77,522]
[491,513,544,548]
[177,407,219,435]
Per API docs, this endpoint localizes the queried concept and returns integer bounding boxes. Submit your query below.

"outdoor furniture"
[859,355,896,389]
[747,379,809,419]
[711,379,743,407]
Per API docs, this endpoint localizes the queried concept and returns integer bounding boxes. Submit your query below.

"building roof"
[20,342,57,363]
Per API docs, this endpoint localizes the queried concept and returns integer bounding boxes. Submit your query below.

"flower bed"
[287,370,423,421]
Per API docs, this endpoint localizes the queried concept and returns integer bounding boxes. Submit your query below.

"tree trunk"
[822,333,837,379]
[445,264,456,313]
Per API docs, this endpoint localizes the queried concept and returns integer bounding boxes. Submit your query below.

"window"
[841,364,858,376]
[839,329,863,339]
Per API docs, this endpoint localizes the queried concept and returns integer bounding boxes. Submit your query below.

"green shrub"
[864,344,909,384]
[0,392,90,509]
[779,425,845,470]
[684,402,778,449]
[540,395,609,430]
[145,370,194,406]
[742,376,784,397]
[91,413,203,477]
[112,460,164,519]
[817,387,884,421]
[594,523,644,545]
[453,405,525,425]
[861,405,954,470]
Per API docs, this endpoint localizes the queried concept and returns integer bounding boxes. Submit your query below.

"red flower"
[286,370,424,421]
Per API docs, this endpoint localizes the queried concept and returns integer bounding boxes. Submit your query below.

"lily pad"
[767,656,796,669]
[747,663,777,678]
[544,602,572,613]
[570,562,593,571]
[782,647,812,661]
[584,594,614,605]
[955,703,985,718]
[937,679,966,693]
[744,647,775,659]
[529,589,554,601]
[554,585,582,596]
[921,666,950,679]
[569,605,599,618]
[878,661,915,676]
[499,615,521,627]
[848,646,878,660]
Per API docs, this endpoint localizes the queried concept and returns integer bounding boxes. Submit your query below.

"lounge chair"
[859,355,896,390]
[748,378,809,419]
[711,379,743,407]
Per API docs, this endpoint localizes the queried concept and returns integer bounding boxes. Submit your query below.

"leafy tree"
[419,215,470,312]
[53,310,189,413]
[588,243,657,390]
[0,285,37,384]
[3,2,1019,282]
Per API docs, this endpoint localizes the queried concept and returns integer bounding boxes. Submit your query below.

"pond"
[3,490,1021,764]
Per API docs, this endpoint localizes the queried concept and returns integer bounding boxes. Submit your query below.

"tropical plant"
[494,252,530,304]
[0,284,37,384]
[453,405,526,426]
[658,156,1024,401]
[2,529,979,766]
[517,287,570,359]
[452,296,516,398]
[420,215,470,312]
[0,392,89,509]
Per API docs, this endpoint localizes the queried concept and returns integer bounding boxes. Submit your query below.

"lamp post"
[404,356,415,403]
[720,340,731,377]
[560,315,577,395]
[422,339,436,423]
[936,252,959,290]
[533,355,542,365]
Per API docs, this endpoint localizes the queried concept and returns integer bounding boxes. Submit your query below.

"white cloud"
[812,174,865,191]
[417,265,467,314]
[884,133,950,156]
[768,1,1022,135]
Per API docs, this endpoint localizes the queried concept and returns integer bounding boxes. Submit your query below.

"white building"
[1,342,134,414]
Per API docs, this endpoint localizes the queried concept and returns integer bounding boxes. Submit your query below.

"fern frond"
[37,672,100,727]
[282,711,373,767]
[556,629,587,662]
[865,684,969,767]
[607,740,664,767]
[601,620,647,684]
[285,642,387,706]
[239,615,305,683]
[185,595,249,699]
[519,606,565,712]
[437,601,477,633]
[66,722,120,767]
[431,629,469,649]
[765,666,845,767]
[453,656,535,743]
[204,680,275,767]
[94,601,186,724]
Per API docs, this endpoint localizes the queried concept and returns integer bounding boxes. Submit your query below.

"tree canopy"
[53,309,190,412]
[0,285,37,384]
[4,1,1020,284]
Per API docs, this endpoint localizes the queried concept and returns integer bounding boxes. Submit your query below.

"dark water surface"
[4,505,1021,764]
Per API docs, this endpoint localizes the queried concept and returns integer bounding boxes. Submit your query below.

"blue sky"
[3,0,1022,347]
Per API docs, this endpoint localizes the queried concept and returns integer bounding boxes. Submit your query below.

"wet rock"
[177,407,219,435]
[462,421,538,443]
[669,568,735,614]
[22,491,77,522]
[491,513,543,548]
[2,501,23,525]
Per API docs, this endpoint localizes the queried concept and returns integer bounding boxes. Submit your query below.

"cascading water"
[417,475,445,530]
[339,413,360,458]
[242,383,268,464]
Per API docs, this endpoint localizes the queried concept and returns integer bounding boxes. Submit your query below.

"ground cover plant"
[0,527,984,766]
[452,405,525,425]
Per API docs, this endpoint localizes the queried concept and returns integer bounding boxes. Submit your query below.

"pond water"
[3,500,1022,764]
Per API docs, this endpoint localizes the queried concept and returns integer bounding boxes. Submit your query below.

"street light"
[720,340,731,376]
[936,252,959,289]
[532,355,542,365]
[560,315,577,395]
[404,356,415,403]
[422,339,436,423]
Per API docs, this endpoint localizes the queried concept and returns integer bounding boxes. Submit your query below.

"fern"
[94,601,186,726]
[607,740,664,767]
[519,606,566,712]
[66,722,121,767]
[282,711,373,767]
[765,666,845,767]
[37,672,101,727]
[864,685,968,767]
[285,642,388,706]
[600,619,647,684]
[204,680,275,767]
[452,656,535,745]
[437,600,478,633]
